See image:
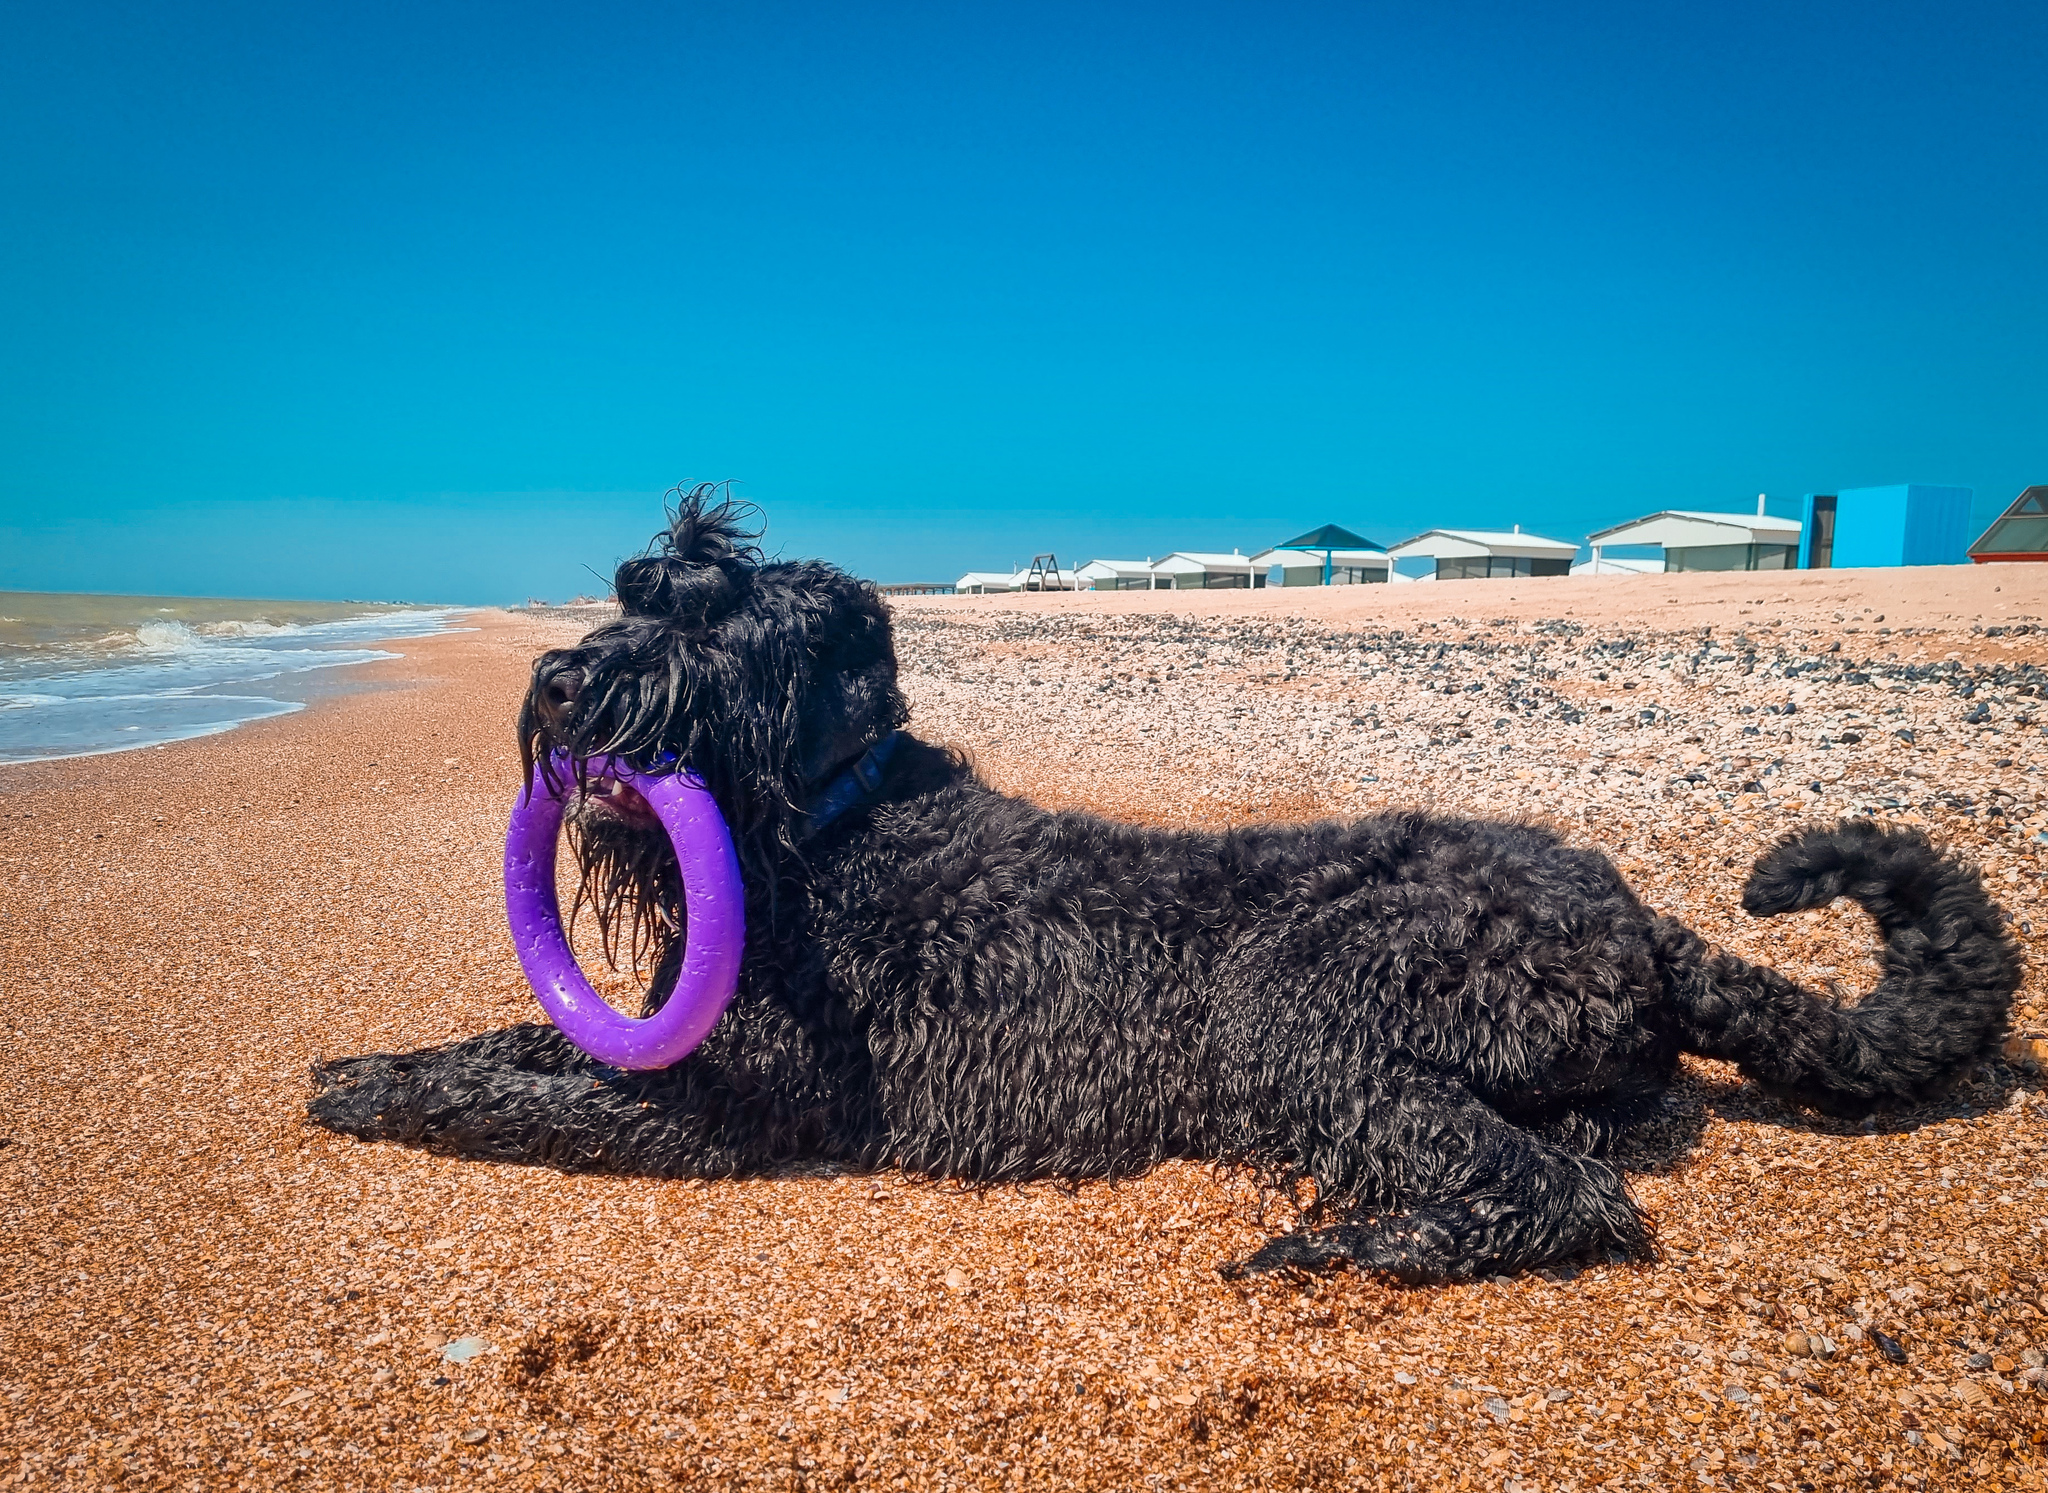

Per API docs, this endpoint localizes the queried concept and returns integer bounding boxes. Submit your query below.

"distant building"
[1803,485,1971,568]
[1387,527,1578,580]
[1248,546,1389,585]
[1586,502,1800,574]
[953,570,1019,595]
[1968,486,2048,564]
[1150,552,1260,589]
[1075,559,1160,591]
[1253,524,1391,585]
[1018,565,1079,591]
[1569,554,1663,577]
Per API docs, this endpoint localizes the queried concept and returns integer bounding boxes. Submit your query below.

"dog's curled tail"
[1658,819,2021,1117]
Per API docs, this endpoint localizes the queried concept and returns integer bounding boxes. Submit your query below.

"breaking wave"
[0,602,464,764]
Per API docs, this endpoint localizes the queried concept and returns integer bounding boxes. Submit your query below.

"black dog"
[310,493,2021,1281]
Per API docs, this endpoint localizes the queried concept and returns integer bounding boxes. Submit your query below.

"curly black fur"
[309,489,2023,1282]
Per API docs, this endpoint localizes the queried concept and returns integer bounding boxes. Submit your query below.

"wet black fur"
[309,491,2023,1282]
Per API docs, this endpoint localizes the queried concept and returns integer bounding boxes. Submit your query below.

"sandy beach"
[3,567,2046,1492]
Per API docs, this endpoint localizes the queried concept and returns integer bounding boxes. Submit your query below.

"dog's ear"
[614,484,763,625]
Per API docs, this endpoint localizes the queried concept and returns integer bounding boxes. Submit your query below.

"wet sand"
[2,574,2044,1492]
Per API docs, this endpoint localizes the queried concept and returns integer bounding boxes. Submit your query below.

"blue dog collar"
[803,731,901,838]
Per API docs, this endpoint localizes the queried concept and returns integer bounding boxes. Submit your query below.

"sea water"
[0,592,464,765]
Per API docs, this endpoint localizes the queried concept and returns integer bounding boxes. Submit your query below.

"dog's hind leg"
[1230,1075,1649,1284]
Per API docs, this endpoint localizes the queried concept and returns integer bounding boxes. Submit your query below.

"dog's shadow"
[1609,1056,2040,1182]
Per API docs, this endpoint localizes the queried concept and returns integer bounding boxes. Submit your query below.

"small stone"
[440,1337,488,1363]
[2002,1035,2048,1069]
[943,1267,970,1292]
[1940,1258,1968,1274]
[422,1330,449,1351]
[1394,1371,1417,1385]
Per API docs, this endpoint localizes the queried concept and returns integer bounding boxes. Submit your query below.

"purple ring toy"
[503,753,745,1070]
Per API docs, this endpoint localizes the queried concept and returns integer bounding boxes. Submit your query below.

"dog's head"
[519,487,908,962]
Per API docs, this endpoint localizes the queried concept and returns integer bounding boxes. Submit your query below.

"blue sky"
[3,0,2044,599]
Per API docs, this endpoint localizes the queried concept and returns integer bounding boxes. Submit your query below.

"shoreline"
[2,578,2042,1491]
[0,601,475,773]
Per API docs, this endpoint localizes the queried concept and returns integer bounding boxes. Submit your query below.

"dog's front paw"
[1223,1212,1459,1285]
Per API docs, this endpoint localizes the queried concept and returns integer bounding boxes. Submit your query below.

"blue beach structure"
[1801,485,1972,569]
[1269,523,1388,585]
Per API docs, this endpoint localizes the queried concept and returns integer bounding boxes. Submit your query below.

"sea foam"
[0,598,463,764]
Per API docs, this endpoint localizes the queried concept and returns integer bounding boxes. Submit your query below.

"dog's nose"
[539,672,581,724]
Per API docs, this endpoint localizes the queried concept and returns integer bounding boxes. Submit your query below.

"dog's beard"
[563,799,683,980]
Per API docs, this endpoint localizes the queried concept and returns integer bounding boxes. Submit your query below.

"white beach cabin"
[953,570,1019,595]
[1385,527,1579,580]
[1245,522,1391,586]
[1247,547,1390,586]
[1075,559,1160,592]
[1149,552,1260,589]
[1585,499,1802,573]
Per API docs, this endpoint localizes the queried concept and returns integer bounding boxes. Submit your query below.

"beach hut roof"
[1584,510,1801,547]
[1968,485,2048,560]
[1386,528,1579,560]
[1152,552,1257,572]
[1276,523,1381,551]
[1248,547,1389,568]
[1075,559,1157,579]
